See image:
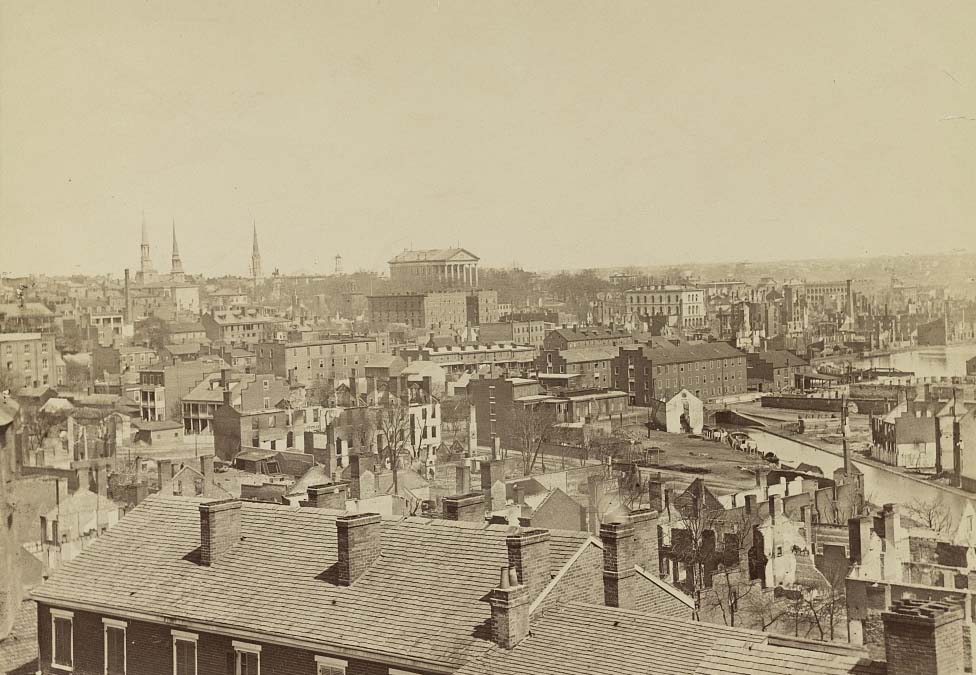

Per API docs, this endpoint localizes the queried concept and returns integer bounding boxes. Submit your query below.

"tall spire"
[141,210,149,246]
[250,220,263,282]
[171,219,185,279]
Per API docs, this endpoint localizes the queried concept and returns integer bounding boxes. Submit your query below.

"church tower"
[138,212,156,283]
[170,220,185,282]
[250,222,263,285]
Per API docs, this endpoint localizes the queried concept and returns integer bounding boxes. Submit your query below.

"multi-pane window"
[51,608,73,669]
[315,655,347,675]
[233,641,261,675]
[103,618,127,675]
[172,630,198,675]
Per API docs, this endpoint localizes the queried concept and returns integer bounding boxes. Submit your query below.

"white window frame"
[102,618,127,675]
[232,640,261,675]
[51,608,74,671]
[171,629,198,675]
[314,655,348,675]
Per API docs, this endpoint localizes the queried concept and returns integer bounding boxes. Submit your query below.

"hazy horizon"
[2,0,974,277]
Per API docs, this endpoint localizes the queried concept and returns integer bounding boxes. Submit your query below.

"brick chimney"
[199,455,215,497]
[849,515,874,565]
[489,566,530,649]
[630,509,659,575]
[336,513,381,586]
[305,482,349,509]
[600,520,637,609]
[95,465,108,498]
[507,529,551,600]
[157,459,173,495]
[199,499,242,566]
[480,458,506,510]
[442,493,485,522]
[882,599,963,675]
[456,464,471,494]
[349,454,377,500]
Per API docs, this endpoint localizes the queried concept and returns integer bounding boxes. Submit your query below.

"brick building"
[0,333,63,389]
[625,285,707,331]
[612,342,747,405]
[367,290,499,331]
[541,327,634,352]
[478,320,553,348]
[31,494,692,675]
[137,358,226,422]
[201,310,289,346]
[745,350,811,391]
[535,346,617,390]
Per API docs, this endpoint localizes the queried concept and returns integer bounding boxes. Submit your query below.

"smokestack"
[123,268,132,324]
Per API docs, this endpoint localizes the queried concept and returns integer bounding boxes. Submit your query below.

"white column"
[474,266,479,287]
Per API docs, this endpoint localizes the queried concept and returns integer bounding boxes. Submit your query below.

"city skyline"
[2,0,974,276]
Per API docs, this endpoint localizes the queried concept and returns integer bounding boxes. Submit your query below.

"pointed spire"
[141,210,149,246]
[170,218,184,277]
[252,220,260,256]
[172,219,180,256]
[250,219,262,281]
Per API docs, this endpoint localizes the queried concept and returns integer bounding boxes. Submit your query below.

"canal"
[749,430,975,523]
[852,344,976,379]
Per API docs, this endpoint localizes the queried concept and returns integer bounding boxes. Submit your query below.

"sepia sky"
[1,0,974,277]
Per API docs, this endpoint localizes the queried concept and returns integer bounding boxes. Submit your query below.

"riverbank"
[760,427,976,503]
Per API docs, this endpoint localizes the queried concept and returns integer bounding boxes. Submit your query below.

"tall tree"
[508,404,557,476]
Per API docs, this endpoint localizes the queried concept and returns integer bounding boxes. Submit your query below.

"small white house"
[665,389,704,434]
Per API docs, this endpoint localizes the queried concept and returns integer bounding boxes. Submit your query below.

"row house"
[256,336,385,388]
[399,343,536,376]
[201,310,289,346]
[367,290,499,331]
[478,320,553,349]
[541,326,634,351]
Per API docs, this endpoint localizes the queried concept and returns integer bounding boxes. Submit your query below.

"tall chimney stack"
[335,513,381,586]
[199,500,242,566]
[600,520,637,609]
[882,599,963,675]
[442,493,485,522]
[506,529,551,600]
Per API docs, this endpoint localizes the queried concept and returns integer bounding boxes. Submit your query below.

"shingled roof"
[457,603,883,675]
[32,495,590,672]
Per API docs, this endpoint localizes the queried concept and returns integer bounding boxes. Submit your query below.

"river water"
[749,430,974,523]
[852,344,976,379]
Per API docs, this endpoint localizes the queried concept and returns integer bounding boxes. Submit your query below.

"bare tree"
[508,404,556,476]
[439,397,470,454]
[702,564,758,628]
[376,399,410,495]
[905,495,955,537]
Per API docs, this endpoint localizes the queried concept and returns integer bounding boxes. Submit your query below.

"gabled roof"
[456,601,879,675]
[32,496,590,671]
[673,478,725,516]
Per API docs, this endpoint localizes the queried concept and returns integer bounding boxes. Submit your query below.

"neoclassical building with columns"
[388,247,480,287]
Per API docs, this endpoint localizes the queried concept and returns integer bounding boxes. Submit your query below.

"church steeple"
[138,211,156,283]
[250,221,263,282]
[171,220,185,281]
